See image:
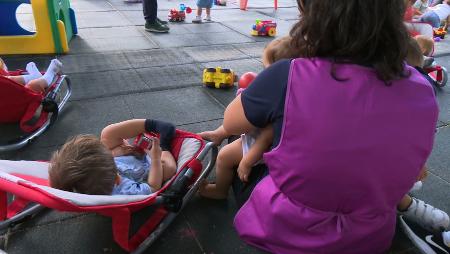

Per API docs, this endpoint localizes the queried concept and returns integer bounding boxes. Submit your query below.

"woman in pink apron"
[223,0,443,253]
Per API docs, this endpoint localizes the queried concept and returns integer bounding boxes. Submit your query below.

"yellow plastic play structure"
[0,0,78,55]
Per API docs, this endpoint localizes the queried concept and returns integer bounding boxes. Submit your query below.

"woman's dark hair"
[290,0,409,82]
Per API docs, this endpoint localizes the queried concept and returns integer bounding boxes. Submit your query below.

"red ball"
[238,72,257,89]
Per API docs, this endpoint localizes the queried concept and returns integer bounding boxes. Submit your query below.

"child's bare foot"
[198,182,228,199]
[199,130,225,146]
[238,162,252,183]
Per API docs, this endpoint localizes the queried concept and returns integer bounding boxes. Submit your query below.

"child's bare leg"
[197,7,203,16]
[161,151,177,181]
[25,78,47,93]
[205,8,211,20]
[6,75,25,85]
[200,138,243,199]
[398,195,413,211]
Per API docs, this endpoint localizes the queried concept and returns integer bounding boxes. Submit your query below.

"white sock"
[22,62,42,84]
[26,62,42,79]
[42,59,62,86]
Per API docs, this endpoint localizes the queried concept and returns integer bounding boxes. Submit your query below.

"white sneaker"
[402,198,450,232]
[192,16,202,23]
[204,15,212,22]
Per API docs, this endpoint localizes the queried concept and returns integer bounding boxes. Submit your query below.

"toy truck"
[168,4,192,22]
[202,67,237,88]
[251,20,277,37]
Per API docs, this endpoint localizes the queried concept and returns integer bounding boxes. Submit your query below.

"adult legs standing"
[143,0,169,33]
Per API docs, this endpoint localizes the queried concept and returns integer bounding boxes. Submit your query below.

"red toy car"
[251,20,277,37]
[168,4,192,22]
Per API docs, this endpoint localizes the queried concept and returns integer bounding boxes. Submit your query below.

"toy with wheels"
[0,0,78,55]
[425,65,448,88]
[433,27,447,39]
[251,20,277,37]
[202,67,238,89]
[168,3,192,22]
[238,72,257,89]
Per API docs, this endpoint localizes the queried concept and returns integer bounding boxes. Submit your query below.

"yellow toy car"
[202,67,237,88]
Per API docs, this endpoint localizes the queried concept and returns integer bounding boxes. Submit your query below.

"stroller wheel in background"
[427,65,448,88]
[435,66,448,88]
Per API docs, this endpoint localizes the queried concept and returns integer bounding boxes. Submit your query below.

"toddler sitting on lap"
[199,36,450,233]
[0,58,62,94]
[49,119,177,195]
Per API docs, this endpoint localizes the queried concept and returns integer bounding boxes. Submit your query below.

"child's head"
[49,134,118,195]
[414,35,434,56]
[262,36,298,68]
[406,37,425,67]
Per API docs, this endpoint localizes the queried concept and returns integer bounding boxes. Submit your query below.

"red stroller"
[0,69,71,152]
[0,130,218,253]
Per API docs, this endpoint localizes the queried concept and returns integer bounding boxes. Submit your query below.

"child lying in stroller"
[0,58,62,94]
[49,119,177,195]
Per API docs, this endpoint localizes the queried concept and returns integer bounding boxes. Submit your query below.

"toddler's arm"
[238,125,273,182]
[101,119,175,151]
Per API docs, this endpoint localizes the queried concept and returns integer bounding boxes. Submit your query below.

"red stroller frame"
[0,130,218,253]
[0,70,72,152]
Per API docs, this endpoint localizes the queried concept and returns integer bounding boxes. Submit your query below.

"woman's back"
[235,58,438,254]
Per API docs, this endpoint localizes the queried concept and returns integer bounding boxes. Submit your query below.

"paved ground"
[1,0,450,253]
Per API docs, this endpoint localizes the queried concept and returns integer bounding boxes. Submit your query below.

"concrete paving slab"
[24,98,133,148]
[410,172,450,217]
[69,69,148,100]
[233,41,268,58]
[124,48,196,68]
[182,196,268,254]
[76,26,144,39]
[256,7,300,20]
[184,22,236,34]
[76,11,133,28]
[136,63,204,89]
[59,52,132,74]
[123,87,225,125]
[183,45,249,62]
[106,0,144,11]
[433,56,450,123]
[199,31,255,44]
[149,32,210,48]
[434,39,450,57]
[427,126,450,183]
[69,35,157,53]
[210,9,274,22]
[70,0,114,12]
[4,214,125,254]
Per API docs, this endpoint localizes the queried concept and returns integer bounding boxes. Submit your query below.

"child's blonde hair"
[414,35,434,56]
[406,37,425,67]
[49,134,118,195]
[262,36,299,67]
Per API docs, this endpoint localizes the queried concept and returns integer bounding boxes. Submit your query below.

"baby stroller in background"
[0,130,218,253]
[0,70,71,152]
[405,21,448,88]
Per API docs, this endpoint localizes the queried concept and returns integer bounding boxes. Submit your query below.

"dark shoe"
[157,17,168,25]
[145,21,169,33]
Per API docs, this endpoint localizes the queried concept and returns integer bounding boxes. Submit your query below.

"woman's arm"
[101,119,146,150]
[223,94,256,135]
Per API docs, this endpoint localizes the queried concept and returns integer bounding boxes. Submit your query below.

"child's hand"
[237,161,252,183]
[147,138,161,160]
